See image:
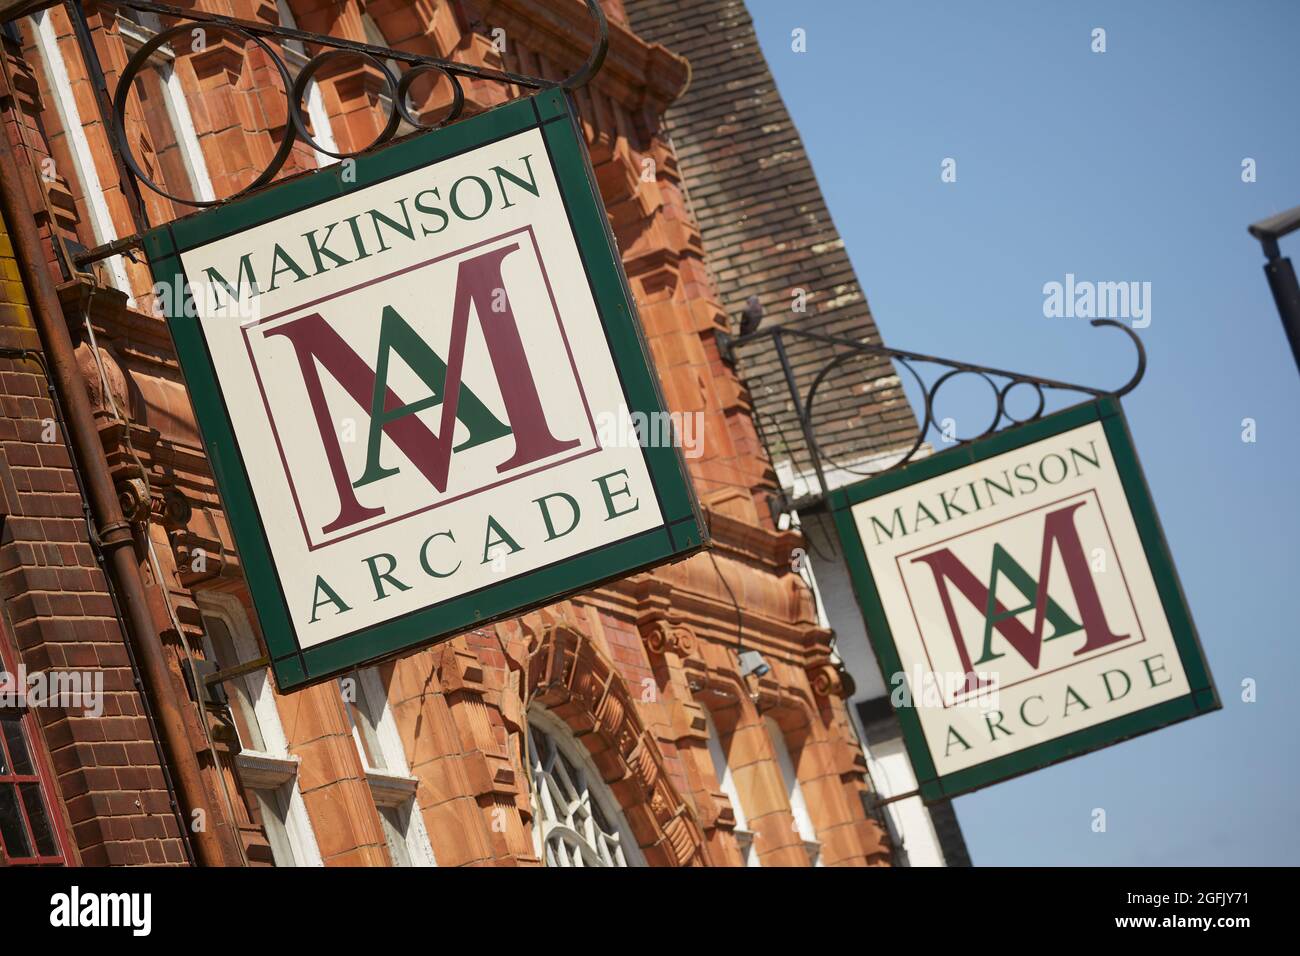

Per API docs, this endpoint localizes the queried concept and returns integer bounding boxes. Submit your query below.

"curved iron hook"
[781,317,1149,487]
[1090,319,1147,397]
[561,0,610,90]
[98,0,611,214]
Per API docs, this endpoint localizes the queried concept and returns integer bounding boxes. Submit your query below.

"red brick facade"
[0,0,890,867]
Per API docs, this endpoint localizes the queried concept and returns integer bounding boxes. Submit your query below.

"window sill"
[365,768,419,808]
[235,750,300,790]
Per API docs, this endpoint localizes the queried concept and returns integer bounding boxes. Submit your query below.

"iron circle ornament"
[289,49,401,160]
[806,348,930,478]
[396,64,466,130]
[77,0,611,230]
[112,22,297,208]
[925,367,1003,442]
[998,378,1047,425]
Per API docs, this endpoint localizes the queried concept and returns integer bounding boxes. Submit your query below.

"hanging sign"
[144,89,705,691]
[830,398,1217,800]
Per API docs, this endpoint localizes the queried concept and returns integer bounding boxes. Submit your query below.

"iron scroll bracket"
[718,318,1147,511]
[44,0,609,264]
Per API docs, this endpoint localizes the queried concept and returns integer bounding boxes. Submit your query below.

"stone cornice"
[703,506,807,572]
[579,561,830,669]
[477,0,688,114]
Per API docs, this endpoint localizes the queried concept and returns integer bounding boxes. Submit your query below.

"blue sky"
[746,0,1300,865]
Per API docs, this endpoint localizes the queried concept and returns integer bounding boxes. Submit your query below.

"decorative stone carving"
[117,477,151,524]
[523,621,709,867]
[640,617,695,657]
[807,658,856,699]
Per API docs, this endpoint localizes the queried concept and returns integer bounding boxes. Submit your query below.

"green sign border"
[828,396,1219,801]
[143,89,706,692]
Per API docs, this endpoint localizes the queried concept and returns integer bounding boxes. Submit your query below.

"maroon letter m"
[910,501,1128,694]
[266,244,578,535]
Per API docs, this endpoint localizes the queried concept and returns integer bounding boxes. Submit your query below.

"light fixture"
[738,649,771,679]
[1248,204,1300,376]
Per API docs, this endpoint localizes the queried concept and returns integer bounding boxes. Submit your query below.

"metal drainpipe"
[0,130,229,867]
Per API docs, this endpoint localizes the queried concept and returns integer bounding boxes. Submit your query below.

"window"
[338,667,436,866]
[704,711,760,866]
[117,8,215,204]
[360,9,418,136]
[197,592,322,867]
[0,623,66,866]
[765,716,822,866]
[377,804,412,866]
[28,10,134,301]
[341,670,386,771]
[0,713,65,865]
[252,786,299,866]
[275,0,340,161]
[527,708,645,867]
[203,613,265,753]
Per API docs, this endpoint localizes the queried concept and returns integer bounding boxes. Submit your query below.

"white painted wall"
[790,508,954,867]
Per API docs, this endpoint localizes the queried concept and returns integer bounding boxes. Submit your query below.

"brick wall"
[0,212,188,866]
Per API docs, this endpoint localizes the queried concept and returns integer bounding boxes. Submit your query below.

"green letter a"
[975,543,1080,665]
[353,305,511,488]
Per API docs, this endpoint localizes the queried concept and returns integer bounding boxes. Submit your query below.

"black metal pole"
[773,330,830,499]
[1249,205,1300,378]
[1261,255,1300,376]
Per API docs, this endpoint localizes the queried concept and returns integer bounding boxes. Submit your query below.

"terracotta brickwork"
[0,0,890,866]
[626,0,920,472]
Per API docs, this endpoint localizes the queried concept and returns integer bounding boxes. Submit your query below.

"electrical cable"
[702,510,745,662]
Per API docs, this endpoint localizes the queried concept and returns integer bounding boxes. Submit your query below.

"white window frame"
[117,10,216,204]
[359,9,420,136]
[197,591,322,867]
[341,667,436,866]
[765,716,823,867]
[704,711,760,866]
[30,10,134,303]
[275,0,340,162]
[527,708,646,867]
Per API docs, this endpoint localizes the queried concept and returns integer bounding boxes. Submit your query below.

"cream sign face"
[831,400,1217,800]
[147,91,705,690]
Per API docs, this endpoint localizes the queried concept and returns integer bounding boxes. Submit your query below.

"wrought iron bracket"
[40,0,609,264]
[721,319,1146,511]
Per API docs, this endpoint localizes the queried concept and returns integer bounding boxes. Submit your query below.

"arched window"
[526,709,645,867]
